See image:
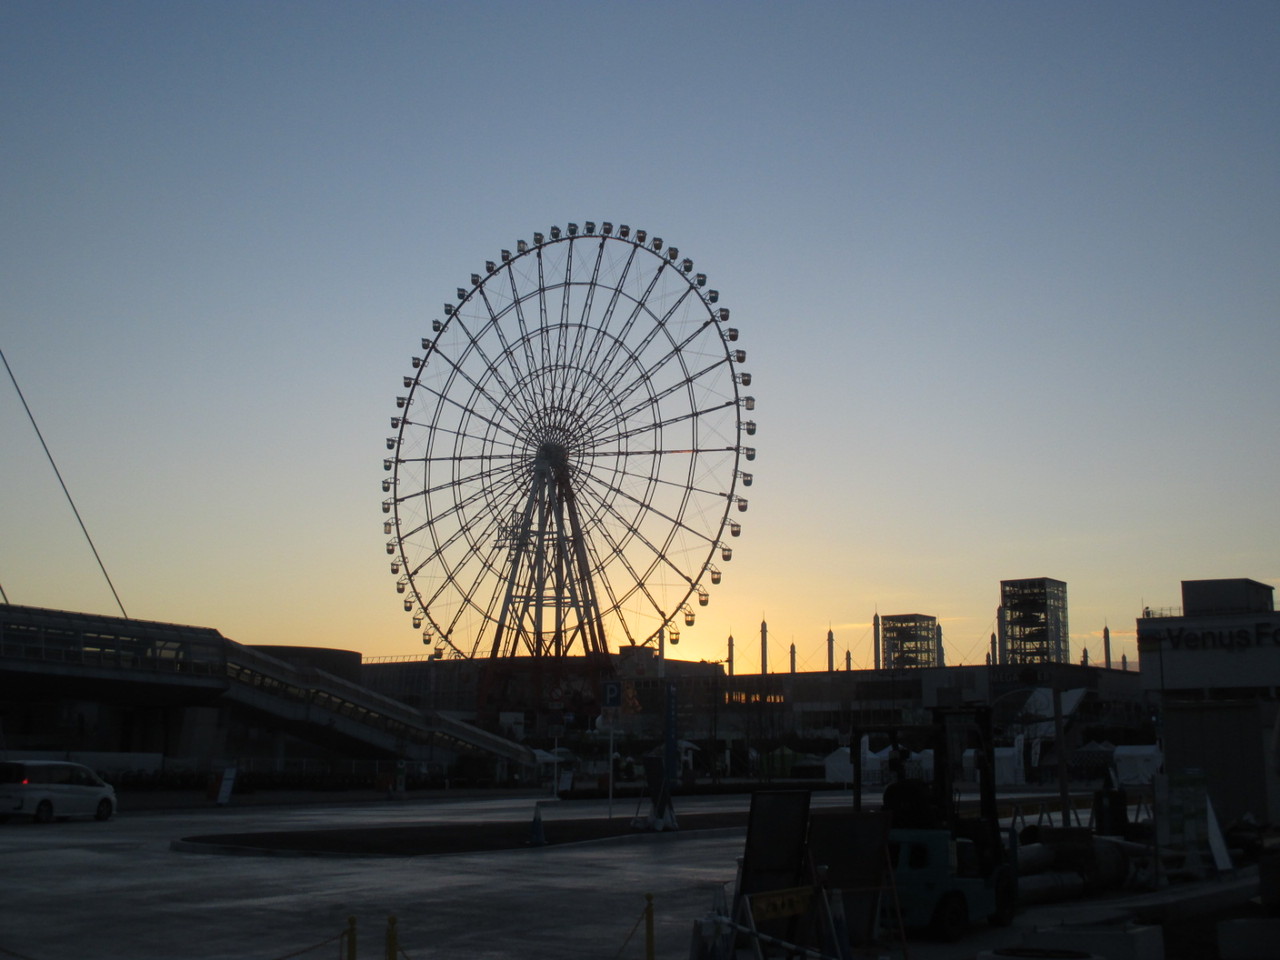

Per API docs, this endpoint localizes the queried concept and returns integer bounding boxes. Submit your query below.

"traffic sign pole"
[601,681,622,817]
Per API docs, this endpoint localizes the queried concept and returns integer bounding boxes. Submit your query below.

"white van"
[0,760,117,823]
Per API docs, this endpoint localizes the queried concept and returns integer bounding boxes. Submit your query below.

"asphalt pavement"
[3,791,759,960]
[0,789,1264,960]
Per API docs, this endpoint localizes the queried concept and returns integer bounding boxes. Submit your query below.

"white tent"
[1113,744,1162,785]
[1015,688,1089,737]
[992,736,1025,785]
[904,748,934,781]
[824,736,889,785]
[864,743,891,785]
[823,747,852,785]
[962,735,1024,785]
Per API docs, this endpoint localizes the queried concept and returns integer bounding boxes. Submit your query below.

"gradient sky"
[3,1,1277,671]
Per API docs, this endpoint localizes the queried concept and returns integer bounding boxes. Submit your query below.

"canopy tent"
[1113,744,1162,785]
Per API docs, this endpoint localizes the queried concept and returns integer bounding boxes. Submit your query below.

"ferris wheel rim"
[386,224,752,658]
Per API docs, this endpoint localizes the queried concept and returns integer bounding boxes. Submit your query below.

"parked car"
[0,760,117,823]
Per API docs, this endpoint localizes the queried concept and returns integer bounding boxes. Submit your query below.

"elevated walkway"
[0,603,532,768]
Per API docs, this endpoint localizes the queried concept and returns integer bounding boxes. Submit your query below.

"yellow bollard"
[385,914,398,960]
[644,893,654,960]
[346,916,358,960]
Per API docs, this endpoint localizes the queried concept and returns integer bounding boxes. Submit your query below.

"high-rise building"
[997,577,1069,664]
[876,613,943,668]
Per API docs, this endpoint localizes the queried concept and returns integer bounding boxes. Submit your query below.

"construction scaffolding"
[998,577,1069,664]
[879,614,943,669]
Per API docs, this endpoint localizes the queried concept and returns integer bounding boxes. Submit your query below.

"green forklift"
[855,707,1018,941]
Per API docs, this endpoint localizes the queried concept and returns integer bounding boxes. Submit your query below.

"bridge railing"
[0,606,225,677]
[222,643,532,764]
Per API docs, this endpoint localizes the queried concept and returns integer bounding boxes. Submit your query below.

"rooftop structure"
[1181,577,1274,616]
[1137,577,1280,826]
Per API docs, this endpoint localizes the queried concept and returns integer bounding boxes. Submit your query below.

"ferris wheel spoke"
[577,453,730,505]
[398,484,495,545]
[586,463,737,506]
[608,282,698,376]
[583,450,742,499]
[414,371,525,449]
[583,488,701,609]
[473,288,543,426]
[593,366,729,444]
[426,359,513,439]
[583,441,734,458]
[535,246,553,370]
[578,507,672,631]
[578,262,669,399]
[576,305,706,431]
[555,239,607,408]
[437,309,532,427]
[398,417,511,458]
[417,512,506,601]
[402,452,522,500]
[574,461,696,551]
[553,239,575,372]
[577,468,732,529]
[504,262,541,377]
[577,464,719,556]
[420,572,491,657]
[577,528,623,612]
[442,539,513,656]
[414,458,522,504]
[566,242,639,400]
[412,502,509,608]
[399,461,524,543]
[402,451,521,465]
[583,549,640,647]
[592,400,739,446]
[592,338,727,432]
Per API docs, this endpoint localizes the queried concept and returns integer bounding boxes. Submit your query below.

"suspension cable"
[0,346,129,618]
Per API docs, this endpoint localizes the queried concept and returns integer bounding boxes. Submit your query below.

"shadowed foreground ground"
[179,809,749,856]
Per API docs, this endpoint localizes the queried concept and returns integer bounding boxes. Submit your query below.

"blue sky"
[3,1,1277,669]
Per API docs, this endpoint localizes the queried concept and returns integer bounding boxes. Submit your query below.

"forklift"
[853,706,1017,941]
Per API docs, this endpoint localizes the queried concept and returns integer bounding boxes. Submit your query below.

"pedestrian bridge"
[0,603,533,770]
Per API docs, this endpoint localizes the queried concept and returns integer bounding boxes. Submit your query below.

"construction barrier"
[255,916,356,960]
[612,893,656,960]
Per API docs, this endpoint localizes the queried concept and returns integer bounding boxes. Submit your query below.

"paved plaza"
[3,792,764,960]
[0,790,1261,960]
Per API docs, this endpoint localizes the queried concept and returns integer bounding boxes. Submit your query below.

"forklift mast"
[930,705,998,827]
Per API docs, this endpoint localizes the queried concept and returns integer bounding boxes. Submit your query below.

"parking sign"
[602,680,621,708]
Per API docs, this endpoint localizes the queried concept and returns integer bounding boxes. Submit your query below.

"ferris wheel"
[383,222,755,659]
